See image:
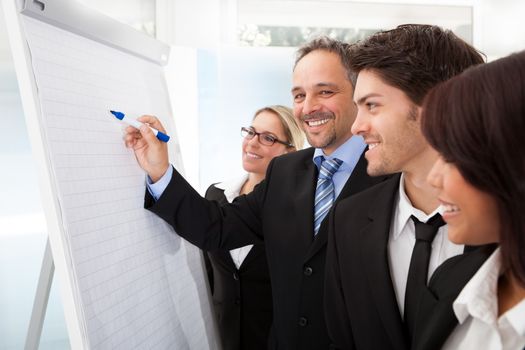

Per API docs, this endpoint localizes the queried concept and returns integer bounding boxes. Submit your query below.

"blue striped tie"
[313,157,343,235]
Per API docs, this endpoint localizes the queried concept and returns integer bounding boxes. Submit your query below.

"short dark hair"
[349,24,485,105]
[294,36,356,85]
[422,51,525,287]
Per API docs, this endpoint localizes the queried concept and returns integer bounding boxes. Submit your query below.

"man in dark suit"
[324,24,490,350]
[124,37,384,349]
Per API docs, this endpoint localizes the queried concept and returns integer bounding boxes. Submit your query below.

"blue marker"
[110,110,170,142]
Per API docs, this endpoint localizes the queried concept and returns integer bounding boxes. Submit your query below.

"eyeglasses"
[241,127,293,147]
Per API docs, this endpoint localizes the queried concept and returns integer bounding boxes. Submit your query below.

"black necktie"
[404,213,445,342]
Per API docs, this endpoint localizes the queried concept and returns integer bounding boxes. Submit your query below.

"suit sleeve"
[144,166,266,251]
[202,184,221,293]
[324,203,357,350]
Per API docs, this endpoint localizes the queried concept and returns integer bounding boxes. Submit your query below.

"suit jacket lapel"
[412,243,497,350]
[338,149,380,199]
[219,250,238,271]
[209,189,242,271]
[360,174,408,350]
[294,155,317,252]
[239,244,264,269]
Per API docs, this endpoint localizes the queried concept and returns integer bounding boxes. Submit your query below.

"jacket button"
[303,266,313,276]
[235,298,240,305]
[233,272,239,281]
[298,317,308,327]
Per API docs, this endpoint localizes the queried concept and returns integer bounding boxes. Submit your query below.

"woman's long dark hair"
[422,51,525,286]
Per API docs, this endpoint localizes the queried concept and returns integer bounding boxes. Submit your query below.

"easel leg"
[25,238,54,350]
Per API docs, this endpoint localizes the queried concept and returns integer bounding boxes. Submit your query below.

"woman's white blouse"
[442,248,525,350]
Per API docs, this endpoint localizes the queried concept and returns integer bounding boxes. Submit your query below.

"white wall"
[195,46,296,190]
[475,0,525,60]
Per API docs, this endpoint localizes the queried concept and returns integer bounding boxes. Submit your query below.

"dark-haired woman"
[423,51,525,350]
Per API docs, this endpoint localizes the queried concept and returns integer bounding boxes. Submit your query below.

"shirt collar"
[453,248,502,325]
[505,294,525,337]
[392,173,442,240]
[313,135,366,170]
[214,173,249,203]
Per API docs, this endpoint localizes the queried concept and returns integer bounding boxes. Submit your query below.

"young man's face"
[292,50,356,155]
[352,69,429,176]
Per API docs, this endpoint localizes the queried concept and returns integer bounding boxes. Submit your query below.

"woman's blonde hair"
[253,105,305,150]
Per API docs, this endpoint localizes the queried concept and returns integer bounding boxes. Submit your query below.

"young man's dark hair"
[348,24,485,104]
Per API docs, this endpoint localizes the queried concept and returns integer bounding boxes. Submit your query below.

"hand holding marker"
[110,110,170,142]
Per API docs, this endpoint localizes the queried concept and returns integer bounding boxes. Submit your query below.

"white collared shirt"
[388,173,464,316]
[443,248,525,350]
[214,174,254,269]
[442,248,525,350]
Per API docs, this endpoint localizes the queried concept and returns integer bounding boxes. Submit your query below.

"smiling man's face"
[292,50,356,155]
[352,69,429,176]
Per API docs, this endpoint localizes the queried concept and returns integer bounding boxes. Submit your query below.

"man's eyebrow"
[316,82,338,88]
[355,93,382,105]
[291,82,339,94]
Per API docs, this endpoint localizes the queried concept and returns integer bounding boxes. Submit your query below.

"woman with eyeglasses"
[422,51,525,350]
[204,105,305,350]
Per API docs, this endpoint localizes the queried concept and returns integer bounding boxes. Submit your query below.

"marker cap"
[156,132,170,142]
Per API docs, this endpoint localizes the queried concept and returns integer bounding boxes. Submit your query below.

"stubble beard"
[365,141,395,177]
[366,159,392,177]
[366,106,420,176]
[301,111,337,149]
[306,126,336,149]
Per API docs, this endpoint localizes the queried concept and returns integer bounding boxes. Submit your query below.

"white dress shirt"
[213,174,254,270]
[388,174,464,316]
[442,248,525,350]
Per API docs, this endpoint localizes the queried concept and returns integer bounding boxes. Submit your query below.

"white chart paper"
[22,15,217,350]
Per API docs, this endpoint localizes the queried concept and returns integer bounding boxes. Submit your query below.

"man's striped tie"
[313,157,343,235]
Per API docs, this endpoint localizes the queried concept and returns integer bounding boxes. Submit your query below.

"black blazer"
[204,184,272,350]
[324,175,495,350]
[145,147,384,349]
